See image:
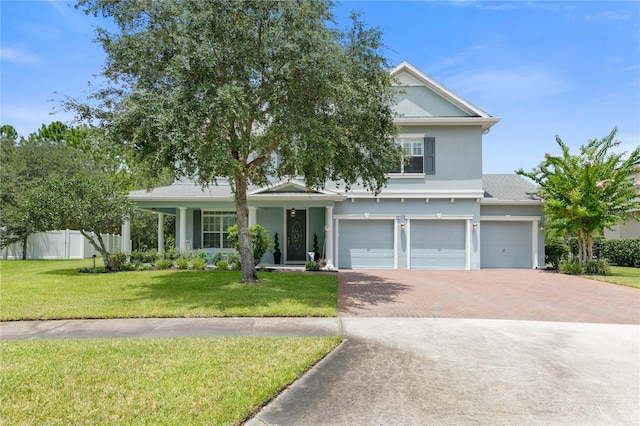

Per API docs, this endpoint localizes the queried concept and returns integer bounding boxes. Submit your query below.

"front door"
[286,209,306,262]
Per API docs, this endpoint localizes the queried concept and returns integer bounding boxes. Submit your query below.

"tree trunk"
[233,175,257,283]
[586,231,594,263]
[80,230,113,271]
[21,235,27,260]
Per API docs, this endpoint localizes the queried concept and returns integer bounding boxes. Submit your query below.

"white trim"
[347,190,485,199]
[333,214,399,220]
[532,220,540,269]
[481,215,541,221]
[466,219,472,270]
[395,217,400,269]
[481,199,542,206]
[394,117,500,130]
[405,214,474,220]
[405,219,410,269]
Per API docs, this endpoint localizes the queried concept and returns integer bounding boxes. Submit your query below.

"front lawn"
[0,260,337,320]
[1,336,341,425]
[583,266,640,289]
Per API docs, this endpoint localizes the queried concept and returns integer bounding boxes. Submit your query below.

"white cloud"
[443,66,570,102]
[450,0,516,10]
[0,45,39,64]
[0,103,74,138]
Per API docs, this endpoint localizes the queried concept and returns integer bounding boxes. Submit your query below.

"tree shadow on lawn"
[127,270,338,317]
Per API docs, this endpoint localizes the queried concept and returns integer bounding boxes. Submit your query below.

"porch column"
[178,207,187,250]
[248,206,257,227]
[157,212,165,254]
[121,218,131,255]
[324,206,334,268]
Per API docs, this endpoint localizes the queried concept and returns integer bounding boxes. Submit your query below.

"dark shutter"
[193,210,201,249]
[424,137,435,174]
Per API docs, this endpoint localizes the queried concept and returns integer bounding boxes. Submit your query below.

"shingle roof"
[483,174,539,201]
[129,174,540,203]
[128,181,238,200]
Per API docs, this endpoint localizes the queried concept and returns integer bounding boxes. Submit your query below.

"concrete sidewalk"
[0,317,341,340]
[3,317,638,425]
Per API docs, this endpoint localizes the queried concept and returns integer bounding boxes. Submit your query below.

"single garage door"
[410,220,466,269]
[338,220,394,269]
[481,221,532,268]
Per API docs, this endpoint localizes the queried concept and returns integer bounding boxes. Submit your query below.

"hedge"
[601,238,640,267]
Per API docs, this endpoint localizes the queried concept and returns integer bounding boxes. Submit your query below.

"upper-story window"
[390,136,435,175]
[202,211,236,249]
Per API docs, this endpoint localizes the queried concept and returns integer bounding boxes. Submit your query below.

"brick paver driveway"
[338,269,639,324]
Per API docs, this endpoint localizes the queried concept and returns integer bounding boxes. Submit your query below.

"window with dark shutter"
[390,136,433,175]
[424,137,435,174]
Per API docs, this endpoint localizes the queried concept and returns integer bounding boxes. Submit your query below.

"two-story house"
[127,61,545,269]
[604,159,640,239]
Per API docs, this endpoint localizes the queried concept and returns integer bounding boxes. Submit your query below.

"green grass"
[1,336,341,425]
[583,266,640,289]
[0,260,337,320]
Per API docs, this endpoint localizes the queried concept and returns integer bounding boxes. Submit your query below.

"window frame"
[389,135,429,177]
[201,211,237,250]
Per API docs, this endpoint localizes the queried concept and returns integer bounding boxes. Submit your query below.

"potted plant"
[273,232,281,264]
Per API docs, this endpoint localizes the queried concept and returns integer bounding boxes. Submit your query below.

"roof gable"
[391,61,492,119]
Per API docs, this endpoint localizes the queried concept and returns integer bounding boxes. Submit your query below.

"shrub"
[227,252,241,270]
[118,263,136,272]
[584,259,611,275]
[109,252,128,271]
[175,257,189,270]
[305,261,319,271]
[155,259,172,270]
[215,260,229,270]
[601,238,640,267]
[227,224,271,265]
[162,247,179,261]
[136,264,151,271]
[545,238,569,270]
[130,249,158,264]
[191,257,207,270]
[559,260,583,275]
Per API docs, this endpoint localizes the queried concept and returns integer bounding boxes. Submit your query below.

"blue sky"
[1,0,638,174]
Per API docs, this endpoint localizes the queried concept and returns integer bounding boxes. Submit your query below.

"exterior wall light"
[290,208,296,217]
[472,221,478,231]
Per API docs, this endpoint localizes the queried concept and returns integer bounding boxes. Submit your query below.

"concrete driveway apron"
[247,269,639,425]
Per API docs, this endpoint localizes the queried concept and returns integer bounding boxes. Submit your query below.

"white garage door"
[338,220,394,269]
[481,221,532,268]
[410,220,466,269]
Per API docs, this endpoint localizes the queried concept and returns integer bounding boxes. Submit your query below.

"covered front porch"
[125,180,346,268]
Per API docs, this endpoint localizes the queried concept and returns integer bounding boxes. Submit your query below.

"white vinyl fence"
[1,230,127,260]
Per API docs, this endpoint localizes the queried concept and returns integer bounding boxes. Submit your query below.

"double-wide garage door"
[481,221,532,268]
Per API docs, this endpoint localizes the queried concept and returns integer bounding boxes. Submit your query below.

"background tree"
[0,123,100,258]
[71,0,401,282]
[517,127,640,266]
[25,175,136,270]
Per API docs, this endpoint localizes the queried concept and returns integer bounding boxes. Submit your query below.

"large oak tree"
[71,0,401,282]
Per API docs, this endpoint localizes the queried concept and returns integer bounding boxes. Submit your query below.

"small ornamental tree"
[517,127,640,266]
[228,224,271,266]
[70,0,402,282]
[26,176,136,270]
